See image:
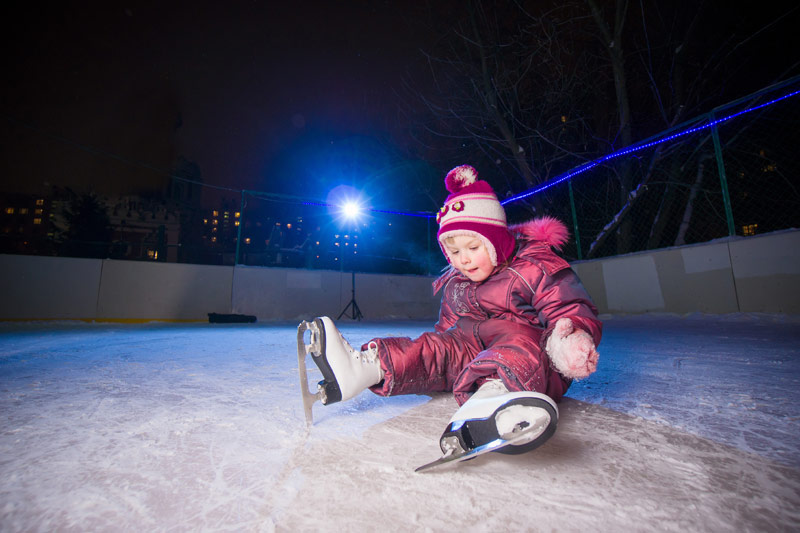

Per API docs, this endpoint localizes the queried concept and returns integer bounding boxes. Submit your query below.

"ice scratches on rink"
[276,394,800,532]
[0,315,798,531]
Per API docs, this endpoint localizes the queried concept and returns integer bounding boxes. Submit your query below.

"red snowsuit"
[366,218,602,405]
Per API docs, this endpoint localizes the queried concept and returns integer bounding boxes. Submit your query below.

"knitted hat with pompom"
[436,165,515,267]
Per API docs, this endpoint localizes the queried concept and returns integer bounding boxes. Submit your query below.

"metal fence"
[2,77,798,272]
[503,76,800,262]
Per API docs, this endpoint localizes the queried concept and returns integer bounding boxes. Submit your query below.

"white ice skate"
[416,380,558,472]
[297,317,383,425]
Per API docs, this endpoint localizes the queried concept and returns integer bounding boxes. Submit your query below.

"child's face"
[444,235,493,282]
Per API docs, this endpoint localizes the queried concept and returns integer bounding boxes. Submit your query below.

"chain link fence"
[504,77,800,262]
[2,78,798,272]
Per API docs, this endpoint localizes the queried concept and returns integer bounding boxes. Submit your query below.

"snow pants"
[366,317,571,405]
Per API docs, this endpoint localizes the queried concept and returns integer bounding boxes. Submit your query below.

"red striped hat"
[436,165,515,266]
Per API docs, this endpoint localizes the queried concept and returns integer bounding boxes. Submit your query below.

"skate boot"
[439,379,558,457]
[305,316,384,405]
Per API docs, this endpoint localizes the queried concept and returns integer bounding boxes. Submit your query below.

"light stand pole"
[335,198,365,320]
[337,270,363,321]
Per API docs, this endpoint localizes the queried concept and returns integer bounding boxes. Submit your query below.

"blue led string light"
[368,208,433,218]
[174,83,800,219]
[501,87,800,206]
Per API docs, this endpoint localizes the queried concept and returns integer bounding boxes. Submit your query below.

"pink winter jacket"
[432,217,602,366]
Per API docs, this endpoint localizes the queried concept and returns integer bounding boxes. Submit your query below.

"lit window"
[35,208,43,215]
[33,218,42,225]
[203,218,208,224]
[212,219,218,225]
[19,208,28,215]
[287,223,292,229]
[212,210,219,217]
[211,236,217,243]
[234,220,240,226]
[561,115,567,123]
[742,224,758,236]
[35,199,44,206]
[212,227,217,232]
[234,212,240,218]
[4,207,13,214]
[147,250,158,260]
[245,237,251,244]
[223,212,229,218]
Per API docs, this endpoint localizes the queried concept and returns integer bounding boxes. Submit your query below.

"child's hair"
[442,233,518,274]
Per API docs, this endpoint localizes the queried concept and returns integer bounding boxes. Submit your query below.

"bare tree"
[401,1,601,213]
[403,0,798,257]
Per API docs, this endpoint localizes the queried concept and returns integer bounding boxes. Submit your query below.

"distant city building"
[1,190,433,274]
[0,193,57,255]
[107,196,181,262]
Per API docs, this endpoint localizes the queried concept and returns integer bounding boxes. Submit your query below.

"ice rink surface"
[1,313,799,532]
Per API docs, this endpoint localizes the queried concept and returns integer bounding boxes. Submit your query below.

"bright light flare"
[341,200,362,220]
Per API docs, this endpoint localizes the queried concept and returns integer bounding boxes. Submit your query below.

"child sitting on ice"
[304,164,601,459]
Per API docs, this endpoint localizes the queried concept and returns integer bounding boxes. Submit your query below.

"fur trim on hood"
[509,216,569,251]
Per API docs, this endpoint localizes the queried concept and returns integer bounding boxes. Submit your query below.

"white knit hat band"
[438,193,507,228]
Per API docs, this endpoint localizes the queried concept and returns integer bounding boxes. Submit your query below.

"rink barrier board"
[0,228,798,320]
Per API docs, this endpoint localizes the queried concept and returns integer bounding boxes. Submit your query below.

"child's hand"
[545,318,599,379]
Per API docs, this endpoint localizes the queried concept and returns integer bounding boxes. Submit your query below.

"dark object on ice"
[208,313,257,323]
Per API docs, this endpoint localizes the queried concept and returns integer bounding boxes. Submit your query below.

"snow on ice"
[1,313,799,531]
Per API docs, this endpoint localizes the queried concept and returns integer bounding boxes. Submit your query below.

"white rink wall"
[0,255,441,321]
[0,228,798,320]
[572,228,800,314]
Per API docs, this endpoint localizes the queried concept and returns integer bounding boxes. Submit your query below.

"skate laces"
[362,341,379,364]
[475,378,509,398]
[333,325,378,365]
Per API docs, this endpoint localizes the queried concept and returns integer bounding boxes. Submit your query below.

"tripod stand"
[338,270,363,321]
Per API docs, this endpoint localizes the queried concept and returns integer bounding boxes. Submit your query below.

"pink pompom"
[444,165,478,193]
[510,216,569,250]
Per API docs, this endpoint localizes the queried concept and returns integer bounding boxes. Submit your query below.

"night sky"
[2,1,798,208]
[2,1,447,200]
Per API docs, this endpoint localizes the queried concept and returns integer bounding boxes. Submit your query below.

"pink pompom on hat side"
[436,165,515,267]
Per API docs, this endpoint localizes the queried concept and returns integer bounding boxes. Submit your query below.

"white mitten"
[545,317,599,380]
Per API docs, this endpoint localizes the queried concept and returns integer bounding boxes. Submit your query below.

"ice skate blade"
[415,425,547,473]
[297,320,324,426]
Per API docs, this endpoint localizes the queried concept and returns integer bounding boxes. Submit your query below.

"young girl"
[304,165,601,460]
